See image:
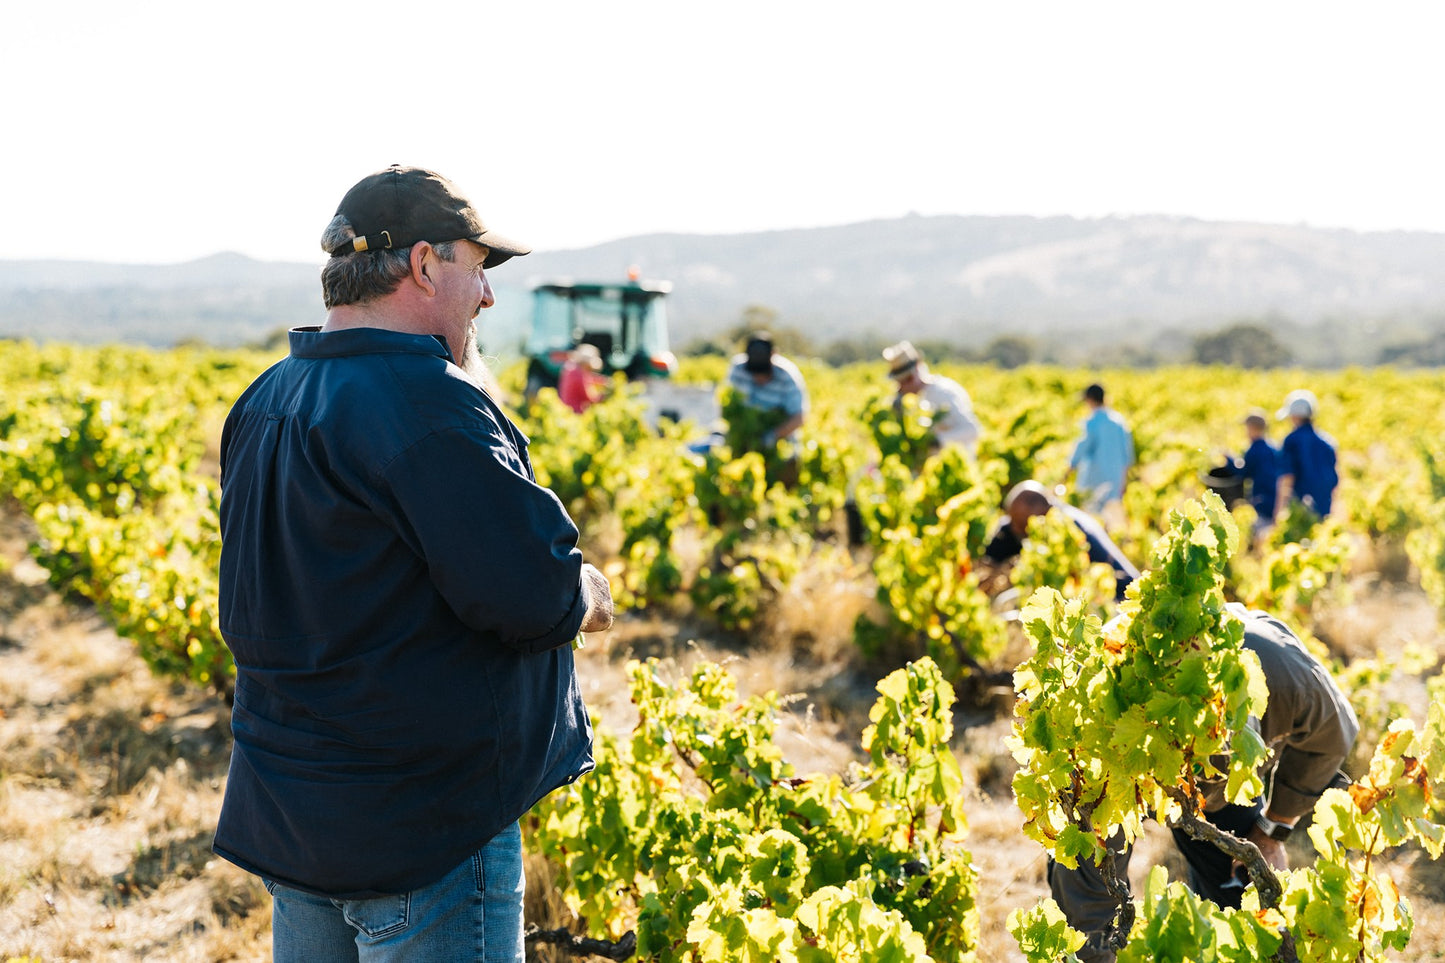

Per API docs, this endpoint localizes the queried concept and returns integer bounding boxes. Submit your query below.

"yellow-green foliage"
[3,345,1444,693]
[0,342,270,697]
[1406,442,1445,613]
[1012,509,1117,615]
[529,656,979,962]
[1010,495,1269,867]
[1011,495,1445,963]
[3,342,1445,962]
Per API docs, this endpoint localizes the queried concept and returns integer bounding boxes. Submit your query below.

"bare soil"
[2,503,1443,961]
[0,507,268,961]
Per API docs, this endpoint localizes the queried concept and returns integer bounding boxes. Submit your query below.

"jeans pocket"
[261,878,278,896]
[340,892,411,940]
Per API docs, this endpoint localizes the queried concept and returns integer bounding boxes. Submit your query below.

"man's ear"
[410,242,439,297]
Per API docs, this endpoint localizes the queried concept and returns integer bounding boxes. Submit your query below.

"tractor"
[522,271,677,401]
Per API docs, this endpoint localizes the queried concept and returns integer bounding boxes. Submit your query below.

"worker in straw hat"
[881,340,982,457]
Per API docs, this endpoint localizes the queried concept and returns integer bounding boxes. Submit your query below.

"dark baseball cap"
[326,165,530,268]
[744,334,774,374]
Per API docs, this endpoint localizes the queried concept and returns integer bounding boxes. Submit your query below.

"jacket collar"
[287,326,455,363]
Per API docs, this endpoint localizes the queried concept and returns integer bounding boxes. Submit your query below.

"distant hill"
[0,253,325,348]
[522,215,1445,345]
[4,215,1445,363]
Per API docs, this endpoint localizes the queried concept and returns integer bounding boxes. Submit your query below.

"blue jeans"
[265,822,525,963]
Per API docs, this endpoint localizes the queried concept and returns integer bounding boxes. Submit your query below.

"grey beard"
[459,322,502,399]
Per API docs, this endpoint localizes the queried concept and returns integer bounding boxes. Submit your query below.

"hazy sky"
[6,1,1442,265]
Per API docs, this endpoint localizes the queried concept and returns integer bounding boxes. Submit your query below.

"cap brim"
[475,230,530,268]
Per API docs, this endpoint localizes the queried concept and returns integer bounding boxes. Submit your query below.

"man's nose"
[479,273,495,309]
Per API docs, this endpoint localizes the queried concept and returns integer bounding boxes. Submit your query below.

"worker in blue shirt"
[1240,408,1280,535]
[725,332,808,448]
[1067,383,1134,529]
[1274,389,1338,520]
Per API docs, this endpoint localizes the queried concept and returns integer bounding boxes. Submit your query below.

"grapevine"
[529,656,979,962]
[2,344,1445,957]
[1009,492,1445,961]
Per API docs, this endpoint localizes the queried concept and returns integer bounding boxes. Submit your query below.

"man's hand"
[579,563,614,633]
[1242,824,1289,872]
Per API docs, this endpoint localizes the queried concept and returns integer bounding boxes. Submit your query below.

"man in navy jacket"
[215,165,614,962]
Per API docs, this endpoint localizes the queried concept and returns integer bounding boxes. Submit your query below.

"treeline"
[5,290,1445,369]
[685,307,1445,370]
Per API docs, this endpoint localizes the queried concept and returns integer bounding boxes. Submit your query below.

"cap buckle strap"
[349,230,393,254]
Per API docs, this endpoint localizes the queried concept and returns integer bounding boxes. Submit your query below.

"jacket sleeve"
[1262,682,1359,818]
[1248,615,1360,819]
[376,425,588,654]
[1277,434,1300,480]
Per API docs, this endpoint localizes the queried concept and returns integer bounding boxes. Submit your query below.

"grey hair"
[318,214,457,308]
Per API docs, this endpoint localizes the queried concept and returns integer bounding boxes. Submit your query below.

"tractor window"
[526,286,670,373]
[572,291,627,365]
[639,296,669,354]
[525,289,577,354]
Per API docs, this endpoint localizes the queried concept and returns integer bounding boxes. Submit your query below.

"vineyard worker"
[1274,388,1339,520]
[981,480,1139,602]
[1066,382,1134,530]
[882,339,982,457]
[214,164,614,963]
[1240,407,1280,534]
[557,342,608,414]
[1049,606,1359,963]
[725,331,808,448]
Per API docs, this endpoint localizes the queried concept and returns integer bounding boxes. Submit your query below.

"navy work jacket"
[1279,422,1338,517]
[214,326,593,898]
[1241,437,1280,519]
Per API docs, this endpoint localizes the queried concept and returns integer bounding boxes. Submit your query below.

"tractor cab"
[523,273,677,399]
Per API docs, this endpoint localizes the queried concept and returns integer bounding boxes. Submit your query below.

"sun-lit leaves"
[1115,866,1282,963]
[1007,899,1086,962]
[1011,509,1117,617]
[854,446,1012,675]
[1011,494,1267,871]
[0,343,265,697]
[528,655,978,962]
[1010,491,1445,962]
[6,345,1445,960]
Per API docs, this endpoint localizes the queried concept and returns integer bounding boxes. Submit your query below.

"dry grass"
[0,509,268,962]
[3,497,1444,961]
[761,544,878,668]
